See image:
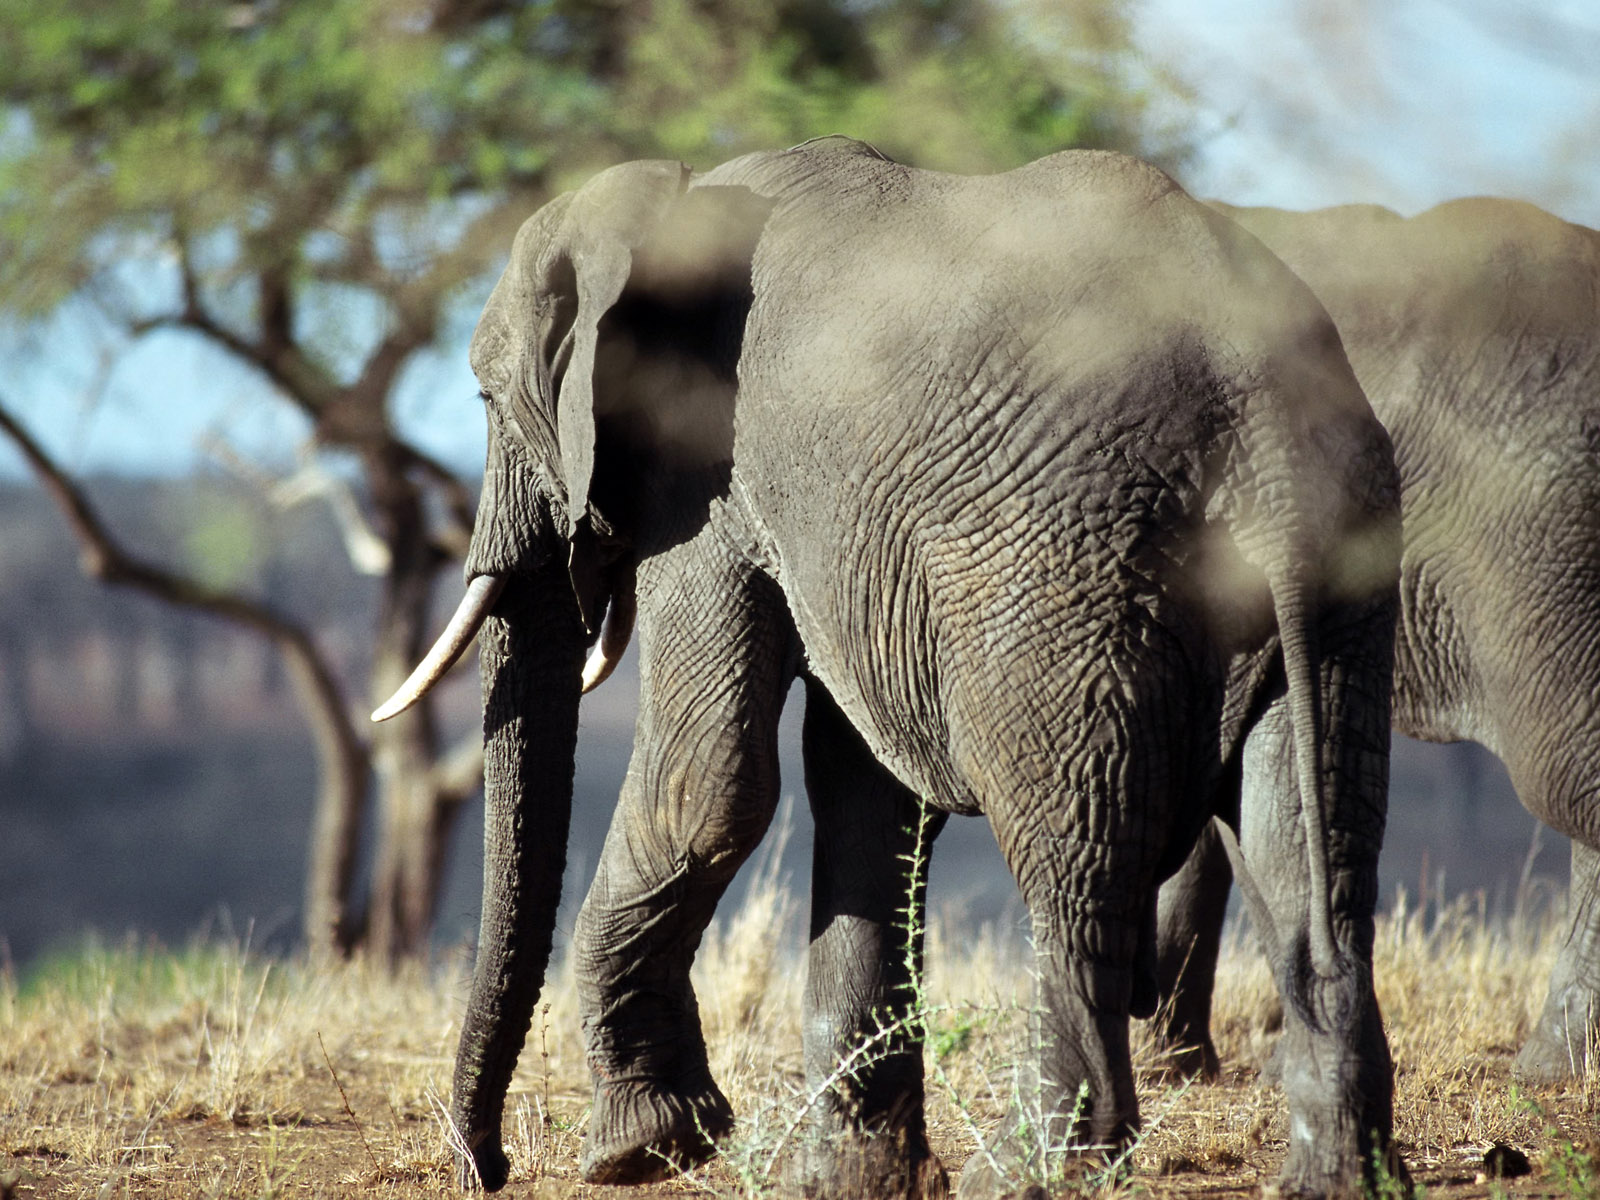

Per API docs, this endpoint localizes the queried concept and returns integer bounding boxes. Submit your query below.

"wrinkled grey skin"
[1154,197,1600,1086]
[439,138,1402,1198]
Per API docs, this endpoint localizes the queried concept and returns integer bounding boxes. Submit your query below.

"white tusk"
[371,574,507,722]
[580,574,637,694]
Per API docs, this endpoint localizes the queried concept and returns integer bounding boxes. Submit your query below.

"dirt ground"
[5,885,1600,1198]
[7,1058,1598,1198]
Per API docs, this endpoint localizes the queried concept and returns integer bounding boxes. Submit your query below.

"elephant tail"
[1267,560,1343,982]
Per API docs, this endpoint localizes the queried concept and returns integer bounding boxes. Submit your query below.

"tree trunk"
[294,631,373,961]
[363,442,459,963]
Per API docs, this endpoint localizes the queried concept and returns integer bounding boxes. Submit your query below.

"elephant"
[373,136,1403,1198]
[1152,196,1600,1086]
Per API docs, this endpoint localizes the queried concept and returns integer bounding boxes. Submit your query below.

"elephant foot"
[1513,1030,1588,1085]
[1266,1152,1411,1200]
[1149,1029,1220,1081]
[1267,1125,1408,1200]
[579,1074,733,1184]
[1512,987,1597,1085]
[954,1147,1096,1200]
[800,1127,950,1200]
[954,1122,1128,1199]
[953,1150,1025,1200]
[1265,1158,1364,1199]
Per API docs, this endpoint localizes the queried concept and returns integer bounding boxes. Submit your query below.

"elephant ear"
[550,159,690,540]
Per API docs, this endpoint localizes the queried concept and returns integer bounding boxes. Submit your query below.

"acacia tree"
[0,0,1178,962]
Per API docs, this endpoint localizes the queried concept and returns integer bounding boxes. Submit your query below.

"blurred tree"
[0,0,1181,962]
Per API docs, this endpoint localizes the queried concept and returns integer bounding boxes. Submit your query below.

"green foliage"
[12,934,280,1011]
[928,1006,981,1061]
[1547,1139,1600,1200]
[1366,1138,1417,1200]
[175,490,268,589]
[1510,1088,1598,1200]
[600,0,1157,174]
[0,0,1174,334]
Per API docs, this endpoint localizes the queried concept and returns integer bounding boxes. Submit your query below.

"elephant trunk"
[449,565,587,1192]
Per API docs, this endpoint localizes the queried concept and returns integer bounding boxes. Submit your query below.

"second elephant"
[1155,196,1600,1084]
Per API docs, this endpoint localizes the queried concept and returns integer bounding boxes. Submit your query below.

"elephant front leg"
[1152,816,1232,1080]
[1515,839,1600,1084]
[799,678,950,1200]
[573,546,795,1184]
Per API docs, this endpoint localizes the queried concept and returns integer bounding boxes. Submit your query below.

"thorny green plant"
[898,797,1013,1184]
[1083,1078,1195,1197]
[676,798,1002,1197]
[1511,1088,1599,1200]
[675,1092,784,1198]
[1547,1135,1600,1199]
[1367,1137,1420,1200]
[894,798,1193,1198]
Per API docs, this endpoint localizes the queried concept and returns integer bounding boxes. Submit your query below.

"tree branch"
[0,401,355,711]
[430,729,485,810]
[0,397,372,957]
[398,442,476,557]
[130,304,342,419]
[316,321,438,446]
[257,265,294,359]
[424,0,523,33]
[127,233,342,419]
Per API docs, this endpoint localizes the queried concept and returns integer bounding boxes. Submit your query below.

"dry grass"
[3,869,1598,1198]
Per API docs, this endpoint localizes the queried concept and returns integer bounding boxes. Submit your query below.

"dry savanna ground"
[4,854,1599,1199]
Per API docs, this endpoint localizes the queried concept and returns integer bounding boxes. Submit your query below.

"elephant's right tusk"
[372,574,507,722]
[580,571,637,694]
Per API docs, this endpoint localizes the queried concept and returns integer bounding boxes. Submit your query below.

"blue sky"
[2,0,1595,482]
[1143,0,1599,221]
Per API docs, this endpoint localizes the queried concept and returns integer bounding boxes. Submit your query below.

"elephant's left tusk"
[372,574,506,722]
[580,573,637,694]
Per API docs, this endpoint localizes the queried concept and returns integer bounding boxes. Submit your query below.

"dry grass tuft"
[3,879,1599,1198]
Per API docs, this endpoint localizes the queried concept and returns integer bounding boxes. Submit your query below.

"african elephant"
[374,136,1403,1198]
[1153,197,1600,1085]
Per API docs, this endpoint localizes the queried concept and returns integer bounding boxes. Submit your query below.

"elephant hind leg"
[950,651,1210,1196]
[1231,693,1395,1200]
[952,882,1144,1200]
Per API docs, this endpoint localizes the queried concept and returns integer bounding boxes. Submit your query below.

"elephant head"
[371,160,770,1189]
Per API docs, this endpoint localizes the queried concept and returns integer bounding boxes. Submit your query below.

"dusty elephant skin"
[1153,197,1600,1090]
[377,137,1404,1198]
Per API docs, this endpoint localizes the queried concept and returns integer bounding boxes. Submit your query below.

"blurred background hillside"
[1,0,1595,969]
